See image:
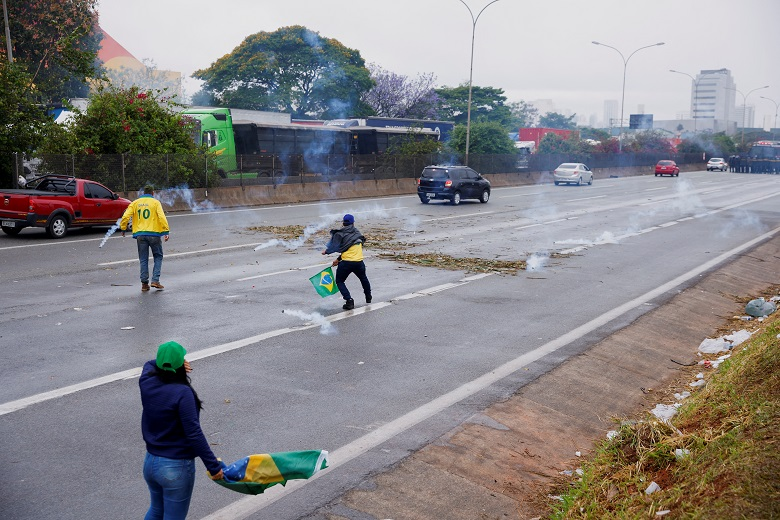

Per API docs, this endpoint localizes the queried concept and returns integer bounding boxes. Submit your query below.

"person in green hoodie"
[120,184,170,291]
[322,214,372,310]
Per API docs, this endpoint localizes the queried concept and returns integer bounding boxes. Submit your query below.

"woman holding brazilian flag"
[140,342,329,518]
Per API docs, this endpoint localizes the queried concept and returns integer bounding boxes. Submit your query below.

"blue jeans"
[336,260,371,301]
[143,453,195,520]
[137,236,164,284]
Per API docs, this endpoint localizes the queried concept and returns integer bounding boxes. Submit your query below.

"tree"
[448,121,516,155]
[623,130,675,154]
[0,0,102,101]
[435,84,513,129]
[40,85,199,155]
[539,112,577,130]
[361,64,439,119]
[537,132,574,154]
[0,62,55,186]
[193,26,373,119]
[507,101,538,130]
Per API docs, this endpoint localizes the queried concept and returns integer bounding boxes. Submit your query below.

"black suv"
[417,165,491,205]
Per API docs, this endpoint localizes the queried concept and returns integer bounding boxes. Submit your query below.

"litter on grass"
[745,297,776,317]
[650,403,680,423]
[690,379,706,388]
[645,481,661,494]
[674,448,690,460]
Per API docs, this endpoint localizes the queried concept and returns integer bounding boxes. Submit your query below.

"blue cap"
[343,214,354,225]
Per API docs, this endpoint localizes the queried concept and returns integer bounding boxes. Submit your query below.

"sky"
[96,0,780,128]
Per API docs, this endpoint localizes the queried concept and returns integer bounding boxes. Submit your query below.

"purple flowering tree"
[361,64,440,119]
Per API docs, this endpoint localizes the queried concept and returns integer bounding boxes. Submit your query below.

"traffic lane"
[0,250,460,403]
[5,216,776,520]
[3,187,779,402]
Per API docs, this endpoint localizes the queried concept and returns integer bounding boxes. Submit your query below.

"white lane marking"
[639,200,666,206]
[566,195,606,202]
[198,225,780,520]
[235,263,330,282]
[97,243,266,266]
[498,192,545,198]
[423,211,495,222]
[0,273,490,416]
[659,222,678,228]
[516,223,541,230]
[544,217,578,224]
[677,217,695,222]
[644,187,668,192]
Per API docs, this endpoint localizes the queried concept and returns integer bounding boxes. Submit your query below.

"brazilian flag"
[214,450,329,495]
[309,266,339,297]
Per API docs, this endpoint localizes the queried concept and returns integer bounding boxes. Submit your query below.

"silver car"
[707,158,728,171]
[553,163,594,186]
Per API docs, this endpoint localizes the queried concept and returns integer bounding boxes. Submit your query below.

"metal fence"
[13,152,706,193]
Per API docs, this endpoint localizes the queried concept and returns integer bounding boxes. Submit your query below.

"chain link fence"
[10,152,706,192]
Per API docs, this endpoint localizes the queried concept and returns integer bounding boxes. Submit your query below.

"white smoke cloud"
[282,309,337,335]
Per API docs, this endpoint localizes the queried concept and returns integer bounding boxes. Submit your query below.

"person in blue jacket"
[139,341,223,520]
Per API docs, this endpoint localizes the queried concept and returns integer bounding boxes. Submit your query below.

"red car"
[655,160,680,177]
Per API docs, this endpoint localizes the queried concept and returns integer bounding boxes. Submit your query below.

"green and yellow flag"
[214,450,329,495]
[309,266,339,297]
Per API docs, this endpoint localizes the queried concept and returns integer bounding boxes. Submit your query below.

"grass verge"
[550,307,779,519]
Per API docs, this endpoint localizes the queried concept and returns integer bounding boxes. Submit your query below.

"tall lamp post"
[759,95,779,140]
[459,0,502,166]
[2,0,13,62]
[669,69,727,133]
[727,85,769,146]
[592,41,664,152]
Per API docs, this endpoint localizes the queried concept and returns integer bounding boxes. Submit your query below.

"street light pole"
[459,0,502,166]
[2,0,13,63]
[759,95,779,140]
[728,85,770,146]
[592,41,664,152]
[669,69,727,133]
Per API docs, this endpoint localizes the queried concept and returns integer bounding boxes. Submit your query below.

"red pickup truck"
[0,175,131,238]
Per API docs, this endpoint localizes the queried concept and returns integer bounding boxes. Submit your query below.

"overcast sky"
[97,0,780,127]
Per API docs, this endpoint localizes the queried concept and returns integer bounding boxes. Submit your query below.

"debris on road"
[745,297,776,317]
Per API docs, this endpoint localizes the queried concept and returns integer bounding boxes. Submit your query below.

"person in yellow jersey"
[322,214,372,310]
[120,184,170,292]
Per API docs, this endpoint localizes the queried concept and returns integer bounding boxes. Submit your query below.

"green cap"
[156,341,186,372]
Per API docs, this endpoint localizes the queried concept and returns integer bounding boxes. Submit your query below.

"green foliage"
[678,132,737,156]
[625,130,676,154]
[435,84,514,129]
[539,111,577,130]
[537,132,574,154]
[0,62,55,186]
[507,101,539,130]
[579,127,610,142]
[0,0,101,101]
[448,121,516,155]
[193,25,373,119]
[386,128,443,155]
[41,85,199,155]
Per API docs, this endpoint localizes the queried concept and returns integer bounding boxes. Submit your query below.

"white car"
[553,163,593,186]
[707,158,728,171]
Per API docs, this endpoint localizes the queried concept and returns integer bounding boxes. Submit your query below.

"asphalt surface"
[1,171,779,519]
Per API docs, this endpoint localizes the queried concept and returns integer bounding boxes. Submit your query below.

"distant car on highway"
[654,160,680,177]
[553,163,593,186]
[417,165,491,205]
[707,158,728,171]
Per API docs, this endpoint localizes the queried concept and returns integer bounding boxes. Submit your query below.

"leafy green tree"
[0,62,55,186]
[579,127,611,142]
[40,85,199,154]
[507,101,539,130]
[387,127,443,155]
[677,132,736,156]
[537,132,574,154]
[448,121,516,155]
[539,112,577,130]
[435,84,513,129]
[193,25,373,119]
[0,0,101,101]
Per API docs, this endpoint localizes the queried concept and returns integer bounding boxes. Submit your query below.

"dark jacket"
[139,360,221,474]
[324,224,365,255]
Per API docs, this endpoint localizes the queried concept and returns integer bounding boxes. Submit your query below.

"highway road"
[1,170,779,519]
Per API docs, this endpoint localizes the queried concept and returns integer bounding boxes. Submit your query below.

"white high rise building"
[692,69,735,124]
[735,104,756,128]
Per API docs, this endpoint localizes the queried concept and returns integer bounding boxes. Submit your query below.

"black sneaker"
[366,294,372,304]
[342,299,355,310]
